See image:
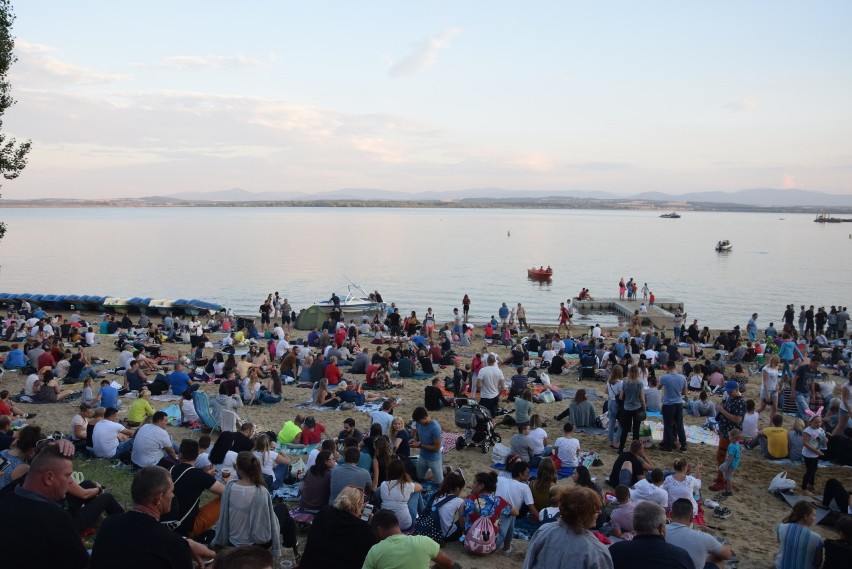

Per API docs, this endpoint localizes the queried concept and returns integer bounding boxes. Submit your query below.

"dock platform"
[573,297,684,329]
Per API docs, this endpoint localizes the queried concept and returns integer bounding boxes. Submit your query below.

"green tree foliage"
[0,0,31,240]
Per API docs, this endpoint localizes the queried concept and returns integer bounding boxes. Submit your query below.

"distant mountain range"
[163,187,852,207]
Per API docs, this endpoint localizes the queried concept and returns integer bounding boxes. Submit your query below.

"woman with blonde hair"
[388,416,410,459]
[522,487,612,568]
[788,418,806,462]
[299,486,378,569]
[212,451,281,557]
[313,377,340,408]
[125,388,154,427]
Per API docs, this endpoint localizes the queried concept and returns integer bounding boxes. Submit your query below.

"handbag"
[635,408,647,423]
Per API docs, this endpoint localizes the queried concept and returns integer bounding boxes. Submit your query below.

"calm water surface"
[1,207,848,329]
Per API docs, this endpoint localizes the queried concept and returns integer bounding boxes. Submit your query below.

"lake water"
[0,207,848,329]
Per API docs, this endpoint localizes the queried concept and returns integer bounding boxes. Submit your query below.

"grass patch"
[72,458,135,509]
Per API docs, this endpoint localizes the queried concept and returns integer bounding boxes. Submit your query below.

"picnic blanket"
[150,393,182,402]
[440,432,463,454]
[294,399,393,414]
[491,462,576,479]
[645,420,719,446]
[780,492,850,526]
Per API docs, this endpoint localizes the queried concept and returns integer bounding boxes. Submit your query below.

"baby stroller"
[453,398,501,454]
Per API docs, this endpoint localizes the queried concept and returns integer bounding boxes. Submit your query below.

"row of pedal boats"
[0,293,224,316]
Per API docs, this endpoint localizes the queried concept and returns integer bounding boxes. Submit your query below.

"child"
[195,434,213,470]
[742,399,759,446]
[801,414,825,494]
[98,379,118,410]
[552,421,580,468]
[539,485,562,524]
[424,377,446,411]
[81,376,101,407]
[180,389,200,426]
[718,428,741,495]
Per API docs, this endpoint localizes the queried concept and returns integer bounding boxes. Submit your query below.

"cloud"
[389,28,461,78]
[721,97,760,112]
[782,173,797,189]
[159,54,275,70]
[13,40,128,84]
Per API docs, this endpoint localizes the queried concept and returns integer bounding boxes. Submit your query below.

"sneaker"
[454,467,466,485]
[704,499,720,509]
[502,546,515,556]
[713,506,731,519]
[722,490,733,497]
[24,413,37,419]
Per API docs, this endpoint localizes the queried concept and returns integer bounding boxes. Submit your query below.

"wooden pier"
[572,297,685,329]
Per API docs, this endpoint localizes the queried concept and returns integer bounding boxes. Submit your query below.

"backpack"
[413,494,456,542]
[464,499,498,555]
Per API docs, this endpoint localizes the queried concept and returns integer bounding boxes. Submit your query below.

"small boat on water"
[527,266,553,279]
[716,240,733,252]
[660,212,681,219]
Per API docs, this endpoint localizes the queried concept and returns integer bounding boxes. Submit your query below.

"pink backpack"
[464,500,498,555]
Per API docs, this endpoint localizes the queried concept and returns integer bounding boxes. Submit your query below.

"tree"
[0,0,31,240]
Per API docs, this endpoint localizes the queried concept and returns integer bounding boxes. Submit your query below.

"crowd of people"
[0,295,850,568]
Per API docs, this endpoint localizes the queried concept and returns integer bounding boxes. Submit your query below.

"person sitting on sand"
[33,370,75,403]
[554,389,596,427]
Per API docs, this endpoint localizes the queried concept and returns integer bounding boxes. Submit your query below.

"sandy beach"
[4,310,849,569]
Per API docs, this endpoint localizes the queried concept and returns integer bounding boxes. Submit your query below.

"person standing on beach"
[798,305,807,337]
[709,381,745,492]
[642,283,649,301]
[558,303,570,335]
[791,354,821,421]
[281,298,292,332]
[258,300,271,333]
[659,361,688,453]
[517,303,527,331]
[462,294,471,323]
[805,305,816,340]
[747,313,759,342]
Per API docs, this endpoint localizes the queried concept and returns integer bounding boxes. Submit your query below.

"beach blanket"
[562,388,604,401]
[574,426,607,435]
[150,393,182,402]
[779,493,849,525]
[161,404,182,425]
[440,432,463,454]
[645,420,719,446]
[294,399,392,415]
[491,462,575,479]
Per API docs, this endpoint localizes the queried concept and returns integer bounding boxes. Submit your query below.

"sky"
[2,0,851,199]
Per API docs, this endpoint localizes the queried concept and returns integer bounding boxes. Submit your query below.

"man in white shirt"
[477,355,506,418]
[592,324,603,340]
[643,348,658,365]
[276,336,291,357]
[551,337,565,353]
[630,469,668,508]
[273,324,286,341]
[221,333,234,348]
[640,303,648,314]
[118,347,135,370]
[495,460,537,555]
[131,411,177,467]
[92,407,135,459]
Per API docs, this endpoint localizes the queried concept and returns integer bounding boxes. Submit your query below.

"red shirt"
[0,400,12,416]
[37,352,56,369]
[301,424,326,445]
[365,364,379,386]
[324,364,342,385]
[334,329,346,348]
[429,346,442,363]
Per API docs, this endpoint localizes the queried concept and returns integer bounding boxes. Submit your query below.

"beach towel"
[161,404,182,425]
[150,393,182,402]
[574,426,607,435]
[644,420,719,446]
[562,388,604,401]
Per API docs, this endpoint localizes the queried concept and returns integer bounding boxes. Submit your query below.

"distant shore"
[3,198,852,215]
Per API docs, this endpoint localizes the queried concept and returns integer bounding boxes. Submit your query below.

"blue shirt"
[415,419,442,461]
[659,373,686,405]
[727,441,741,468]
[4,349,26,368]
[499,306,509,319]
[778,341,802,361]
[168,371,192,395]
[99,386,118,409]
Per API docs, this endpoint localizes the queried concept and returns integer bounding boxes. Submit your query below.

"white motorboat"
[715,240,733,252]
[312,282,386,316]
